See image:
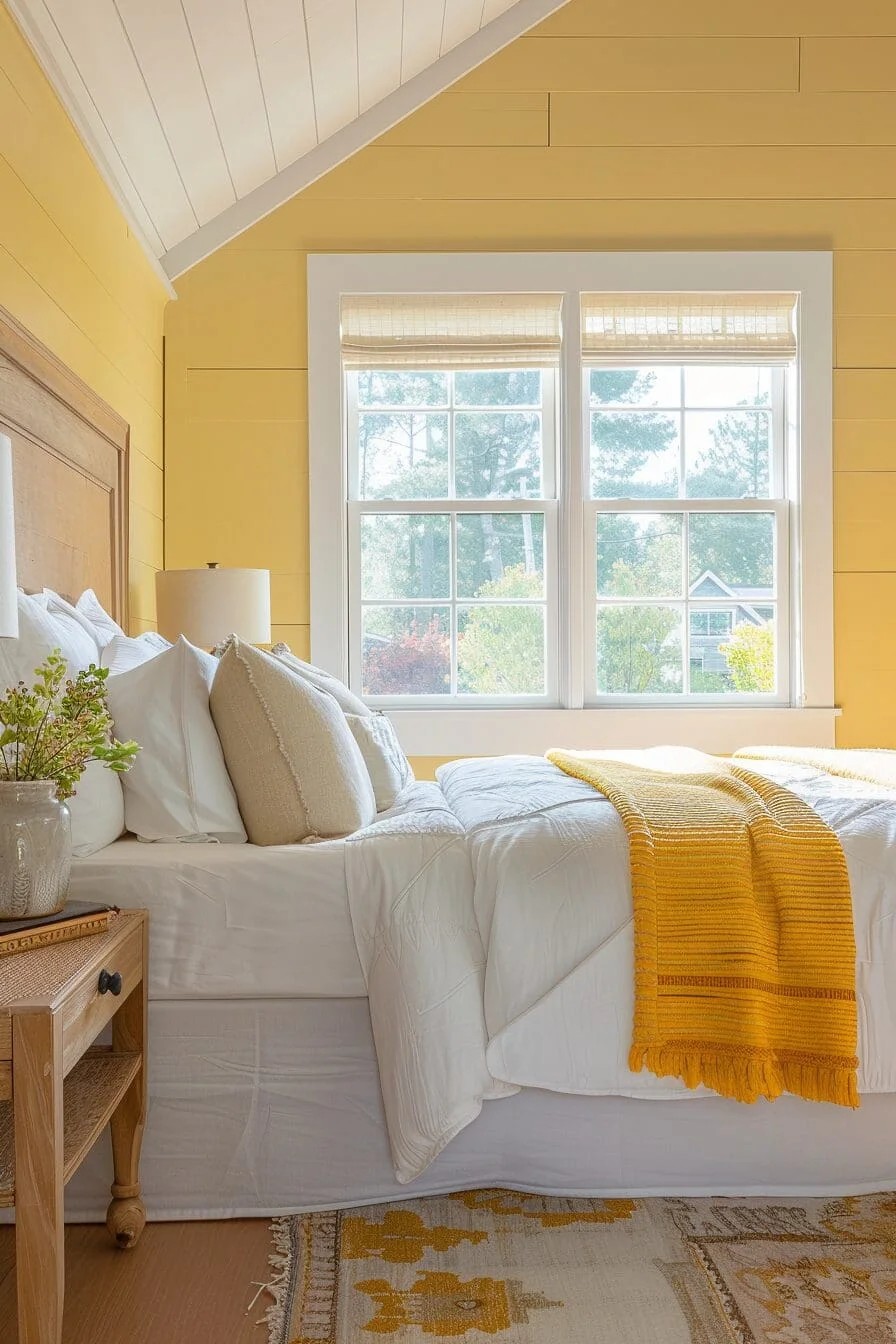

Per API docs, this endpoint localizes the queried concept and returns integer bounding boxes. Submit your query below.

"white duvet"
[346,755,896,1183]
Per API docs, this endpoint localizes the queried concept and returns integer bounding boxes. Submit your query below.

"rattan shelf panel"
[0,1049,140,1207]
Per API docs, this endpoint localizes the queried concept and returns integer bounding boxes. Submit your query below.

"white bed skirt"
[51,997,896,1221]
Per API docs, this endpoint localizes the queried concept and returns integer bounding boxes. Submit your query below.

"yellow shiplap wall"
[0,5,167,628]
[165,0,896,763]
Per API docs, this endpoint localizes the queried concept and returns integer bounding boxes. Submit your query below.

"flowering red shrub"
[363,620,450,695]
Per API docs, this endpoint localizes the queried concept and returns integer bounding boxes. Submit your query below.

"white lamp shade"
[0,434,17,639]
[155,566,271,647]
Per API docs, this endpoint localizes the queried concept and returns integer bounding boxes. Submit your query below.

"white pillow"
[1,590,99,685]
[68,759,125,856]
[346,713,414,811]
[75,589,125,648]
[105,636,246,843]
[0,593,125,855]
[103,631,172,673]
[269,643,370,716]
[43,590,104,662]
[210,638,375,844]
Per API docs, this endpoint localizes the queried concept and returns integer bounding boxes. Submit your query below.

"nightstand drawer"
[60,925,144,1077]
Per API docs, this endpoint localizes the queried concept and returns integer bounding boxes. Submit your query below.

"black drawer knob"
[98,969,122,996]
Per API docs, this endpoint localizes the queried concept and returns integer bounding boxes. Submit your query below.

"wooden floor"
[0,1219,274,1342]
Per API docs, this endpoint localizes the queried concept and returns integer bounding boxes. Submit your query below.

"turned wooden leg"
[13,1008,65,1344]
[107,935,148,1249]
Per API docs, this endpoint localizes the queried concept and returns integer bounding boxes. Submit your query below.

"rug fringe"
[260,1216,295,1344]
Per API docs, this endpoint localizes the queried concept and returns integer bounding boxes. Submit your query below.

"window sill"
[389,706,839,758]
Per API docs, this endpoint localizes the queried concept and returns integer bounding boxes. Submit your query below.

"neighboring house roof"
[7,0,568,289]
[688,570,771,626]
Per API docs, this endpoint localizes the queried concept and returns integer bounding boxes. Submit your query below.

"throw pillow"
[210,638,376,844]
[346,713,414,811]
[105,636,246,843]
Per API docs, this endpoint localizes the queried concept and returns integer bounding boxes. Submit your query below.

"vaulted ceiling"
[9,0,566,285]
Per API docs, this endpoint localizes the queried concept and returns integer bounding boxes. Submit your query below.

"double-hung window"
[583,293,795,704]
[342,294,561,703]
[308,253,834,753]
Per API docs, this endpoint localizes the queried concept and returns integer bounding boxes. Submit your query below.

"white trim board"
[160,0,569,279]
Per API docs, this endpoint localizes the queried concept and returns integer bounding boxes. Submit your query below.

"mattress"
[67,783,445,1000]
[69,836,365,998]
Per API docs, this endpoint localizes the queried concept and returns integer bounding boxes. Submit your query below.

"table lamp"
[155,563,271,648]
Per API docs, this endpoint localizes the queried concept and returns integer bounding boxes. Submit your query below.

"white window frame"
[308,251,835,756]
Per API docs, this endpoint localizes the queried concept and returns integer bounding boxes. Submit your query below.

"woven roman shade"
[340,294,563,369]
[581,293,798,363]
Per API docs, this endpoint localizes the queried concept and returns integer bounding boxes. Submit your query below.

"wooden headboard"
[0,307,129,624]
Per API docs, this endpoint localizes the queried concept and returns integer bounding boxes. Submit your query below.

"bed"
[64,760,896,1219]
[5,311,896,1222]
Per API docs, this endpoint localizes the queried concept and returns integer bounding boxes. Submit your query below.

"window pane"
[361,514,450,600]
[689,512,774,592]
[596,605,683,694]
[684,366,772,409]
[362,606,450,695]
[685,410,771,498]
[455,411,542,498]
[458,605,546,695]
[456,513,544,599]
[591,411,680,499]
[454,370,541,406]
[596,513,683,598]
[689,609,776,694]
[358,370,448,407]
[359,412,449,499]
[590,366,680,407]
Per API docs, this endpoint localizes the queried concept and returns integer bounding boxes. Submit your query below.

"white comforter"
[346,755,896,1183]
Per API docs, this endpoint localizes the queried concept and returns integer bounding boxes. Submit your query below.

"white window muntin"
[348,497,560,706]
[582,361,790,705]
[583,497,790,705]
[346,368,559,706]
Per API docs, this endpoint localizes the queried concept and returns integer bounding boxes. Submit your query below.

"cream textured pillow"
[346,713,414,811]
[269,642,370,716]
[210,638,376,844]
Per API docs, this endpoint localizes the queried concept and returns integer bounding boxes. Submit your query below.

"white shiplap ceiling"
[9,0,567,286]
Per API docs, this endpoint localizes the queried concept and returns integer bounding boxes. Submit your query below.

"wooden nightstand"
[0,908,148,1344]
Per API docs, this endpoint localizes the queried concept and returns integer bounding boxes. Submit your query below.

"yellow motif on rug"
[265,1189,896,1343]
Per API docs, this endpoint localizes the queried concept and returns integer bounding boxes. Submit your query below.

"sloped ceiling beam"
[162,0,569,280]
[10,0,570,286]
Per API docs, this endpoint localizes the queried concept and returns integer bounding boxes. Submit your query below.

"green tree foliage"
[357,367,775,695]
[590,369,678,498]
[595,554,681,694]
[457,566,544,695]
[719,621,775,692]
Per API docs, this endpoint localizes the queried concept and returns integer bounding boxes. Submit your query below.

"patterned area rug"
[264,1189,896,1342]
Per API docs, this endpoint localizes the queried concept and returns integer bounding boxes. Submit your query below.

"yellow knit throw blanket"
[546,748,859,1108]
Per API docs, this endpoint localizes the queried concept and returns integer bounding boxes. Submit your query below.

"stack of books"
[0,901,118,957]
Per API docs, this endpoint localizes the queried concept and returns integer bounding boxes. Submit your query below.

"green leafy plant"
[0,650,139,801]
[719,621,775,693]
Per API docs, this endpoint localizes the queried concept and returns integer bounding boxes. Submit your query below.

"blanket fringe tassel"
[629,1045,859,1109]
